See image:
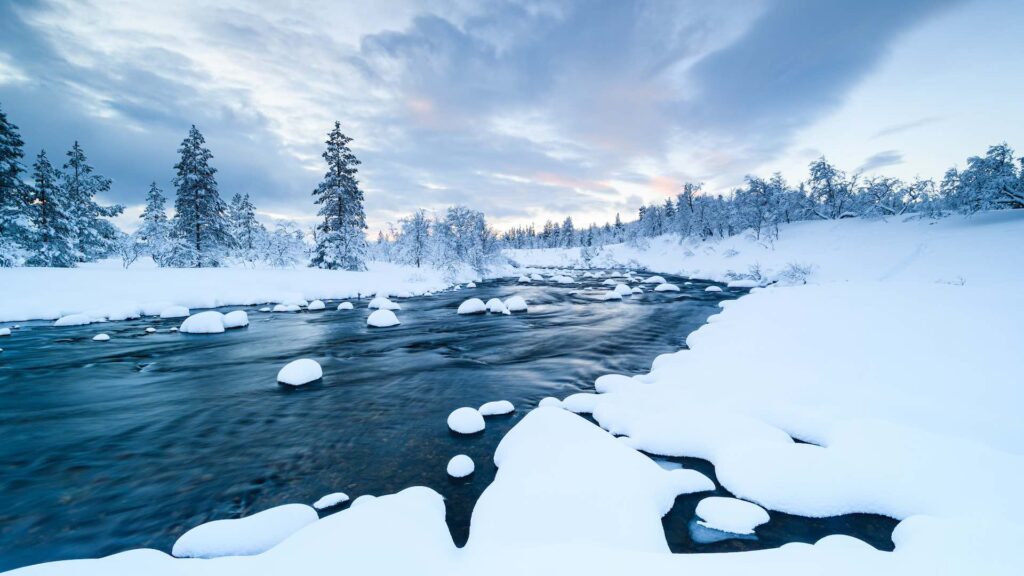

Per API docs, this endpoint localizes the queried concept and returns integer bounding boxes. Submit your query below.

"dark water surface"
[0,273,893,571]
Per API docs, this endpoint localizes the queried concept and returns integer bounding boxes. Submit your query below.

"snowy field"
[9,211,1024,575]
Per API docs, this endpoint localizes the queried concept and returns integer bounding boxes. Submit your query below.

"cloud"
[872,116,942,139]
[857,150,904,173]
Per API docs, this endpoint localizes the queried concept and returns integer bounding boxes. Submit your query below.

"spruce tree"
[169,125,231,267]
[227,192,264,263]
[62,141,124,261]
[137,182,172,266]
[311,122,367,270]
[27,150,76,267]
[0,103,30,266]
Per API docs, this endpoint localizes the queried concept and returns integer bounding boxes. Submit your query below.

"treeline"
[499,143,1024,250]
[371,206,501,278]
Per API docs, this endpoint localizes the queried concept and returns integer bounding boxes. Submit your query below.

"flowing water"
[0,272,895,570]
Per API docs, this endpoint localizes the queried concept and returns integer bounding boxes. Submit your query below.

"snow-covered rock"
[504,295,528,312]
[367,309,400,328]
[486,298,510,315]
[538,396,562,408]
[53,313,100,327]
[479,400,515,416]
[179,311,226,334]
[159,305,190,319]
[695,497,770,535]
[613,283,632,296]
[643,275,667,284]
[258,306,271,312]
[0,328,10,336]
[307,300,326,311]
[466,282,477,288]
[368,296,401,310]
[313,492,350,510]
[601,290,622,301]
[517,275,531,283]
[529,273,544,281]
[171,503,318,558]
[552,275,575,284]
[222,310,249,329]
[654,283,680,292]
[277,359,323,386]
[447,454,475,478]
[601,279,619,286]
[705,285,723,292]
[447,407,485,434]
[145,327,156,333]
[272,304,301,312]
[457,298,487,314]
[92,333,110,341]
[337,301,354,310]
[631,286,643,294]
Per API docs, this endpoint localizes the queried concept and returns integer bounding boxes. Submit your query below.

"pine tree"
[0,103,31,266]
[26,150,76,267]
[311,122,367,270]
[137,182,172,266]
[169,126,231,267]
[227,192,264,264]
[62,141,124,261]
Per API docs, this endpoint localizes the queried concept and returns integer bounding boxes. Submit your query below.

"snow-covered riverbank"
[10,211,1024,575]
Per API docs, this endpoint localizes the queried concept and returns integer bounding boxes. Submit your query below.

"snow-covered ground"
[10,211,1024,575]
[0,259,487,323]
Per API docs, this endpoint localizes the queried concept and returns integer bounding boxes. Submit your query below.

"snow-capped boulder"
[92,333,110,341]
[179,311,226,334]
[312,492,350,510]
[0,328,9,337]
[479,400,515,416]
[272,304,301,312]
[486,298,510,315]
[517,275,531,283]
[643,275,667,284]
[447,407,485,434]
[601,290,622,301]
[705,285,723,293]
[538,396,562,408]
[466,282,477,288]
[258,307,271,312]
[552,275,575,284]
[654,283,680,292]
[505,295,528,312]
[529,273,544,281]
[602,279,618,286]
[368,297,401,311]
[613,283,632,296]
[159,306,190,319]
[367,309,400,328]
[307,300,326,311]
[171,503,318,558]
[223,310,249,329]
[145,327,156,334]
[54,313,100,327]
[106,306,141,321]
[447,455,475,478]
[695,497,770,535]
[277,359,323,386]
[631,287,643,294]
[457,298,487,315]
[337,301,354,310]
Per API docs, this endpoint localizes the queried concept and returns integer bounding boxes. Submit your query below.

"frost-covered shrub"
[777,262,815,285]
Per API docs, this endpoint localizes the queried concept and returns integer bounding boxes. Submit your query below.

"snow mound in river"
[457,298,486,314]
[54,313,102,327]
[479,400,515,416]
[367,309,400,327]
[92,333,110,341]
[447,407,485,434]
[337,301,354,310]
[447,455,475,478]
[643,275,667,284]
[486,298,510,315]
[179,311,225,334]
[705,285,723,292]
[313,492,350,510]
[368,297,401,310]
[277,359,323,386]
[654,283,680,292]
[504,295,528,312]
[307,300,326,311]
[695,497,770,535]
[171,503,318,558]
[159,305,190,319]
[222,310,249,329]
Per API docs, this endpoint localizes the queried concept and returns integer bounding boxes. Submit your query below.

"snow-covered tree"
[169,126,231,267]
[227,193,265,264]
[26,150,76,267]
[435,206,496,277]
[807,157,856,219]
[137,182,172,266]
[61,141,124,261]
[955,143,1024,213]
[311,122,367,270]
[0,103,30,266]
[396,209,431,267]
[561,216,575,247]
[264,221,307,268]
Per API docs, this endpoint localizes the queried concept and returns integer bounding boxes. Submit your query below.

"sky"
[1,0,1022,235]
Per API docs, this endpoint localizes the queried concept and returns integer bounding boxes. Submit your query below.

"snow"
[258,306,271,312]
[727,279,759,288]
[222,310,249,329]
[336,301,354,310]
[447,407,485,434]
[313,492,350,510]
[538,396,562,408]
[466,282,477,288]
[643,275,667,284]
[307,299,326,311]
[276,359,323,386]
[272,304,300,312]
[171,503,318,558]
[368,296,401,310]
[631,286,643,294]
[367,309,400,328]
[705,285,722,292]
[144,327,156,333]
[504,295,528,312]
[53,313,101,327]
[457,298,487,314]
[178,311,226,334]
[654,283,680,292]
[613,283,632,296]
[552,275,575,284]
[91,333,110,341]
[600,290,622,301]
[517,275,530,283]
[446,455,475,478]
[159,306,189,319]
[479,400,515,416]
[601,278,618,286]
[529,273,544,281]
[0,328,8,337]
[695,497,770,535]
[485,298,510,315]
